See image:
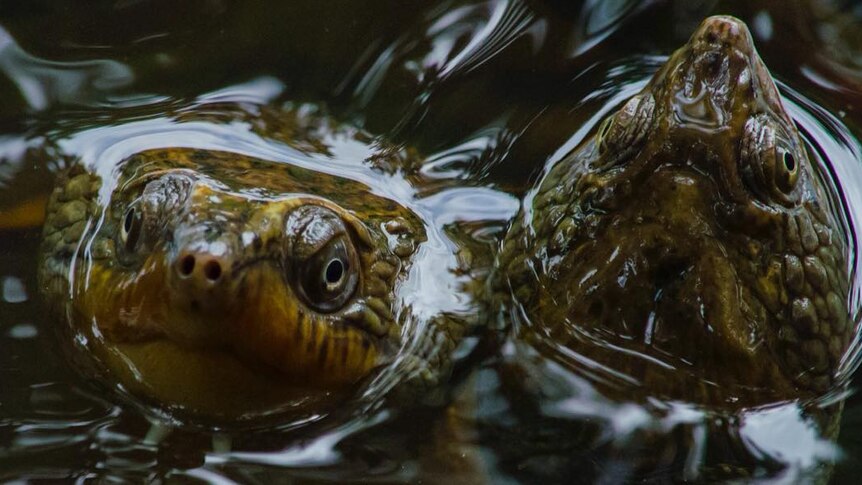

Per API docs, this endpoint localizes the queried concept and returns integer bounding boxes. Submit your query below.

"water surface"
[1,0,861,482]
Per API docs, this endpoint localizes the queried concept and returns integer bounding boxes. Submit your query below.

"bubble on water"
[8,323,37,339]
[2,276,27,303]
[752,10,774,41]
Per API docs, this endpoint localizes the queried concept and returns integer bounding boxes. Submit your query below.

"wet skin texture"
[39,146,443,406]
[498,16,852,404]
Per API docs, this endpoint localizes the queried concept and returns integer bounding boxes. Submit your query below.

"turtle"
[477,15,856,482]
[496,15,853,405]
[37,101,478,420]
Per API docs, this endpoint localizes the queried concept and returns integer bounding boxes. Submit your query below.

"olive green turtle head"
[41,148,424,397]
[507,16,852,401]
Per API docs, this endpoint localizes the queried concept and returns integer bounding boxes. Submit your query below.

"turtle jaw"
[165,258,387,388]
[78,248,387,390]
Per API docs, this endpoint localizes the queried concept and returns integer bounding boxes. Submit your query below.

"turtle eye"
[592,93,655,167]
[120,205,143,252]
[299,238,358,312]
[286,205,360,313]
[740,115,802,205]
[596,117,614,155]
[776,147,799,194]
[324,257,346,291]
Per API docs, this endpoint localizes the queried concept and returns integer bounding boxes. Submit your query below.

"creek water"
[1,0,861,482]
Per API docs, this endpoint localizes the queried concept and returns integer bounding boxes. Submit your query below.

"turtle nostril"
[179,254,196,277]
[704,29,718,44]
[204,260,222,281]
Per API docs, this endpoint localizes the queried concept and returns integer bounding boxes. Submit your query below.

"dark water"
[1,0,862,482]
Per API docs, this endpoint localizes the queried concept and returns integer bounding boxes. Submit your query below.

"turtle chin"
[541,166,794,395]
[163,267,236,348]
[628,240,762,367]
[539,216,788,404]
[562,226,750,351]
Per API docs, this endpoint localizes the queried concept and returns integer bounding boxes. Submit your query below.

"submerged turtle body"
[39,106,469,417]
[497,16,853,405]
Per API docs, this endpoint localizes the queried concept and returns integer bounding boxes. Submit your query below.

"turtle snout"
[169,241,235,313]
[692,16,753,53]
[175,250,227,285]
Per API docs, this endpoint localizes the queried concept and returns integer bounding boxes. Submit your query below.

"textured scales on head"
[39,146,446,404]
[498,16,852,403]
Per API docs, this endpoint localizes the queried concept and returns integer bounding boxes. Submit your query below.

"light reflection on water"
[0,26,134,111]
[1,0,862,482]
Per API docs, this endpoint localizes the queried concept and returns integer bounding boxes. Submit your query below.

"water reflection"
[0,26,133,111]
[474,340,845,481]
[567,0,654,56]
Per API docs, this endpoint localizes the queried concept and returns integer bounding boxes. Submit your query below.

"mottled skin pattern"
[498,16,852,405]
[39,142,468,411]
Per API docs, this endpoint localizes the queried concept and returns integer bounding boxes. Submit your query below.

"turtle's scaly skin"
[498,16,852,404]
[38,138,470,414]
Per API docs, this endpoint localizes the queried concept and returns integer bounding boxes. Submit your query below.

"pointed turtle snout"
[692,15,754,54]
